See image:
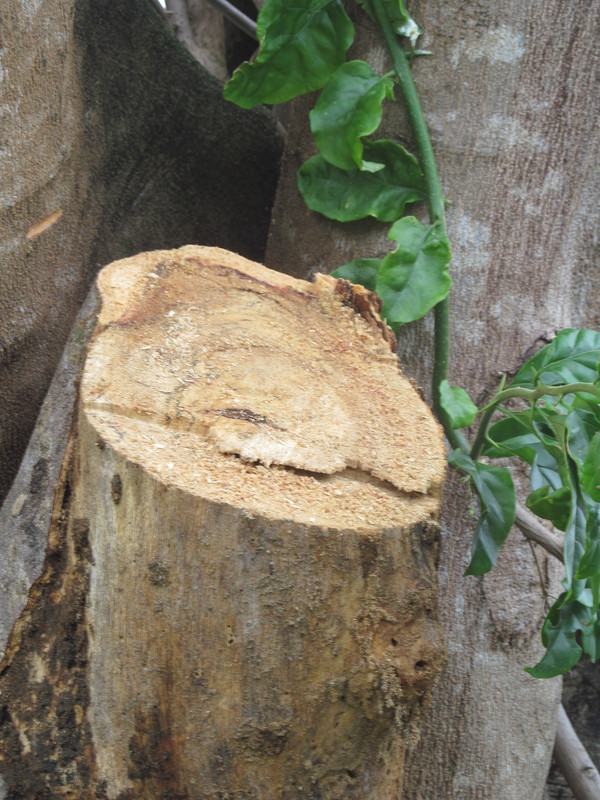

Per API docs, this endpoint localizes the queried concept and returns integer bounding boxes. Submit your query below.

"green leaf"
[563,466,587,585]
[331,258,380,291]
[576,505,600,580]
[483,413,541,463]
[582,432,600,502]
[509,329,600,390]
[525,598,582,678]
[581,615,600,663]
[297,140,426,222]
[310,61,394,170]
[565,409,599,468]
[439,380,478,429]
[376,217,451,328]
[448,450,516,575]
[526,485,571,531]
[223,0,354,108]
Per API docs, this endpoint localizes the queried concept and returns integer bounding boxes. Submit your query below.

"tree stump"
[0,246,446,799]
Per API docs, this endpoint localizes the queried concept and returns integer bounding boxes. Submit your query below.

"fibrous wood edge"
[83,245,445,530]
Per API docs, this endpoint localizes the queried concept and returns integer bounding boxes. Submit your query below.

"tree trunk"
[264,1,600,797]
[0,0,282,504]
[0,246,446,798]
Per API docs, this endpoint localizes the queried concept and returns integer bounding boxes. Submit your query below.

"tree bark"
[0,246,446,798]
[0,0,282,504]
[264,1,600,797]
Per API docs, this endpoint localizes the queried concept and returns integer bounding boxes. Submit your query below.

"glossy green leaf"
[483,415,538,463]
[563,467,587,585]
[577,506,600,580]
[376,217,451,328]
[297,140,426,222]
[582,432,600,502]
[508,329,600,390]
[525,598,583,678]
[526,485,571,532]
[530,450,563,493]
[448,450,516,575]
[223,0,354,108]
[439,380,477,429]
[565,409,599,468]
[331,258,380,291]
[310,61,394,170]
[582,617,600,663]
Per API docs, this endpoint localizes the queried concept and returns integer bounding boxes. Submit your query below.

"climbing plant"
[224,0,600,678]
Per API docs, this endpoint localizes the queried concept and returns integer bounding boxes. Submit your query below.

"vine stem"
[487,381,600,408]
[470,380,600,459]
[370,0,463,451]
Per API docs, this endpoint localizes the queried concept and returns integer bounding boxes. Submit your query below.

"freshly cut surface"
[83,245,444,531]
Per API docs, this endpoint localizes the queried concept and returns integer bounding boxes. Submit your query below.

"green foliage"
[508,328,600,389]
[332,217,451,329]
[475,332,600,676]
[448,450,516,576]
[439,380,478,429]
[332,258,379,291]
[298,141,426,223]
[223,0,354,108]
[225,0,438,326]
[310,61,395,170]
[375,218,451,328]
[224,0,600,679]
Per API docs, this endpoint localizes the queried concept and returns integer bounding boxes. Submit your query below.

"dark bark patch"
[29,458,48,495]
[111,473,123,505]
[126,676,189,799]
[0,460,98,798]
[148,561,171,588]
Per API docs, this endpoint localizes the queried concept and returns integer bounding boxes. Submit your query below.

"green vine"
[224,0,600,679]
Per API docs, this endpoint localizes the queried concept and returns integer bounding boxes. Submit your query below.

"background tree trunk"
[265,1,600,797]
[0,0,282,504]
[0,246,447,798]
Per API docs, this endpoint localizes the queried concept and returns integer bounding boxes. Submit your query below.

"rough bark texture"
[265,2,600,797]
[0,285,98,665]
[0,246,446,798]
[0,0,282,504]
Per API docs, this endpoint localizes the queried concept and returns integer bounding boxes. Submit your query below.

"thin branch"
[203,0,258,39]
[514,502,564,562]
[554,703,600,800]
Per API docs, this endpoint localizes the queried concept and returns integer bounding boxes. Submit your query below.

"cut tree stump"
[0,246,446,799]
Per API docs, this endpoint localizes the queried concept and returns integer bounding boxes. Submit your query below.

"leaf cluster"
[224,0,450,329]
[444,330,600,677]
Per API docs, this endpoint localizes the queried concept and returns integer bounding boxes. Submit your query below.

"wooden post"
[0,247,446,799]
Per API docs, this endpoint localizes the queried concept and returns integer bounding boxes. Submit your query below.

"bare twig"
[554,703,600,800]
[514,501,564,562]
[203,0,258,39]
